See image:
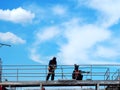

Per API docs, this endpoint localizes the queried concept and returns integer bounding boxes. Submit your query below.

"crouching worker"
[72,64,89,80]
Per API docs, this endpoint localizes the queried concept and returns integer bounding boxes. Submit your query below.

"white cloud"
[29,48,45,64]
[29,1,120,64]
[36,26,60,43]
[0,7,35,24]
[58,19,111,64]
[93,37,120,60]
[83,0,120,27]
[52,5,67,16]
[25,4,67,24]
[95,46,119,58]
[29,18,114,64]
[0,32,26,44]
[29,26,61,63]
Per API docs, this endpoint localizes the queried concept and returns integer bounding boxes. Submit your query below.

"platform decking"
[0,80,120,87]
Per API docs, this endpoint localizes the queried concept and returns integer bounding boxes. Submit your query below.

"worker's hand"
[48,67,50,70]
[87,71,90,73]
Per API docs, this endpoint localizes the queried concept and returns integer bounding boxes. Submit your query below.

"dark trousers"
[77,74,83,80]
[46,70,55,81]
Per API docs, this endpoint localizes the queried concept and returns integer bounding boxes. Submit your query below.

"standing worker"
[46,57,57,81]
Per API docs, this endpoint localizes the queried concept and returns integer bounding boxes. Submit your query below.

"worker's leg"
[51,71,55,80]
[46,73,51,81]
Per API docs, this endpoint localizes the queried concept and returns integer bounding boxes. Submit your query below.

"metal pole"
[0,58,2,82]
[46,65,47,80]
[90,65,92,80]
[118,69,120,80]
[17,69,18,81]
[61,66,63,79]
[96,83,99,90]
[0,43,11,82]
[40,83,42,90]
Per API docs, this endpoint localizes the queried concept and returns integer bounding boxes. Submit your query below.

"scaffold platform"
[0,80,120,87]
[0,64,120,90]
[0,80,120,90]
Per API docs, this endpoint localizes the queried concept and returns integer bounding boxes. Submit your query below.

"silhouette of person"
[72,64,83,80]
[46,57,57,81]
[72,64,89,80]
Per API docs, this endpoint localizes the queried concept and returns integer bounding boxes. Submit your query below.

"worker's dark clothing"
[72,64,83,80]
[72,70,83,80]
[46,57,57,81]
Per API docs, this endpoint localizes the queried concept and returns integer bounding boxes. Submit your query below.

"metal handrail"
[112,69,120,80]
[104,68,110,80]
[1,64,120,81]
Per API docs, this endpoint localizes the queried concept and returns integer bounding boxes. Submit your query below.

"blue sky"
[0,0,120,65]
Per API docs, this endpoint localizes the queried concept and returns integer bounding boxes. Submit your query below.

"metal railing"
[112,69,120,80]
[104,68,110,80]
[1,64,120,81]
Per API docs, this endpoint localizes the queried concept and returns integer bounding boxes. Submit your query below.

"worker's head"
[52,57,56,62]
[74,64,79,70]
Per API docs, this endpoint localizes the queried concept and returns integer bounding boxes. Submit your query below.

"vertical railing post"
[46,65,47,80]
[40,83,45,90]
[17,68,18,81]
[40,83,42,90]
[118,69,120,80]
[108,68,110,80]
[96,83,100,90]
[90,65,92,80]
[61,65,63,79]
[0,58,2,82]
[104,68,110,80]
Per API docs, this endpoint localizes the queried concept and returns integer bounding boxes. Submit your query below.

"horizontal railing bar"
[1,64,120,82]
[2,64,120,66]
